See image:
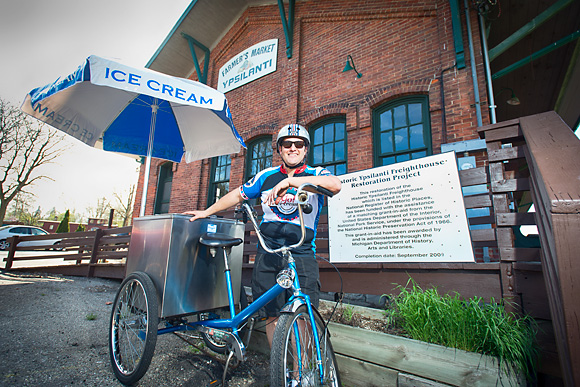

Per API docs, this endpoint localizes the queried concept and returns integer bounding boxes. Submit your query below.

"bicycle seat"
[199,233,243,248]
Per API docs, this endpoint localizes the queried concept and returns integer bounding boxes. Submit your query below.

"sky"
[0,0,191,219]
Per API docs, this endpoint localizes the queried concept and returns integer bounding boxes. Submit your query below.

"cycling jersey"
[239,164,331,254]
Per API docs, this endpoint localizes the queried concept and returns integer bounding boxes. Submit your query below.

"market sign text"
[217,39,278,93]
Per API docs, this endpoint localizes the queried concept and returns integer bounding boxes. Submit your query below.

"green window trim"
[243,136,273,206]
[309,117,347,176]
[373,95,432,167]
[208,155,232,206]
[244,136,273,182]
[154,162,173,214]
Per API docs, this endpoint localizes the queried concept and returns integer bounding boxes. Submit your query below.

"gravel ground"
[0,270,269,387]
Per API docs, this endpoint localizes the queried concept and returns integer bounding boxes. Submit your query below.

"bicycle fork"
[286,259,326,385]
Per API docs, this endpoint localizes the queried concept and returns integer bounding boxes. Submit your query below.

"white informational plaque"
[328,152,474,263]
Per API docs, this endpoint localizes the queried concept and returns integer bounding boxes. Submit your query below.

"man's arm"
[184,188,244,221]
[265,175,342,206]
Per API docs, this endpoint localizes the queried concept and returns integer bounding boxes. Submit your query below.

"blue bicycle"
[109,183,341,386]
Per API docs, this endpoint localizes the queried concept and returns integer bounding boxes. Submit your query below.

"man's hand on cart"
[183,189,246,222]
[183,210,209,222]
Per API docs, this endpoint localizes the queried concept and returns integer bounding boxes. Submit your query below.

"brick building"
[134,0,498,217]
[127,2,579,383]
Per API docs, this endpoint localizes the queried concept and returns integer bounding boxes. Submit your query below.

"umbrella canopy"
[21,55,246,215]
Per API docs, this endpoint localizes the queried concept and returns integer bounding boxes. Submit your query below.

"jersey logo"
[272,191,298,220]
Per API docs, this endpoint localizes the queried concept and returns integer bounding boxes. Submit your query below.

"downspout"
[479,13,496,123]
[440,64,456,144]
[464,0,483,127]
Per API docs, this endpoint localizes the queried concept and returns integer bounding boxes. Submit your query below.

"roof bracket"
[492,29,580,80]
[181,33,210,84]
[278,0,295,59]
[488,0,574,61]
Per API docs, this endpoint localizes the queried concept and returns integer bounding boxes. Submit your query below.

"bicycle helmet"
[276,124,310,149]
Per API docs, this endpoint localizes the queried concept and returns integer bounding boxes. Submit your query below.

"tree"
[76,223,85,232]
[113,184,135,227]
[0,97,65,224]
[88,197,112,220]
[7,192,41,226]
[56,209,70,233]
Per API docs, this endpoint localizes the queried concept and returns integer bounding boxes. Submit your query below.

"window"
[244,137,272,205]
[154,162,173,214]
[310,118,347,175]
[245,137,273,182]
[373,96,431,166]
[208,155,231,206]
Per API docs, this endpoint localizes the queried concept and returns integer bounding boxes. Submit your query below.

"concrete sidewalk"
[0,270,268,386]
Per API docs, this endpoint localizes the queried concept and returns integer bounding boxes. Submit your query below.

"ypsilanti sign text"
[217,39,278,93]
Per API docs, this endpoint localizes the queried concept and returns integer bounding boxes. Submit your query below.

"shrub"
[56,210,70,233]
[390,278,539,382]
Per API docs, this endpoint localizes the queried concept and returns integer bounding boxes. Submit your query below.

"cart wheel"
[202,286,249,354]
[109,271,159,385]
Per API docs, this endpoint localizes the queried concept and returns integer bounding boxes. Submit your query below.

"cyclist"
[185,123,341,346]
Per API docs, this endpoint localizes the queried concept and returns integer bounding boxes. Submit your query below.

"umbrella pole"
[140,102,159,217]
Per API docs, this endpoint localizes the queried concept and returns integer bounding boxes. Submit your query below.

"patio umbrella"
[21,55,245,216]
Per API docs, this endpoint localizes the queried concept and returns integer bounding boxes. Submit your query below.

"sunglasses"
[281,140,306,149]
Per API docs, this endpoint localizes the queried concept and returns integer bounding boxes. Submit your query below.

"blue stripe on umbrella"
[103,97,184,162]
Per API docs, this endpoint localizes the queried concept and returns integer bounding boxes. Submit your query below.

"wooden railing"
[3,227,131,278]
[478,111,579,387]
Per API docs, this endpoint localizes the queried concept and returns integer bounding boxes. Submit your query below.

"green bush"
[389,278,539,382]
[56,210,70,233]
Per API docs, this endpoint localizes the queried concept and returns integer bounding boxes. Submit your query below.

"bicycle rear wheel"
[109,271,159,385]
[270,305,341,387]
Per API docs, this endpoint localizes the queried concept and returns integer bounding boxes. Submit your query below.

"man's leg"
[266,317,277,347]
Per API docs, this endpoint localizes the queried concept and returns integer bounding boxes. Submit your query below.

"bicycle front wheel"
[109,271,159,385]
[271,305,341,387]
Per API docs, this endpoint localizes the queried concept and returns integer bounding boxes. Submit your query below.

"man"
[185,123,341,346]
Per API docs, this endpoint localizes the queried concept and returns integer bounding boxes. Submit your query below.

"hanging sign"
[328,152,474,263]
[217,39,278,93]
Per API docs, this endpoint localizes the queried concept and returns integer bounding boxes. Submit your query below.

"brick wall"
[133,0,490,217]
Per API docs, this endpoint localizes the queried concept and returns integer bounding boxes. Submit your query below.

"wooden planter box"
[330,322,524,387]
[249,312,525,387]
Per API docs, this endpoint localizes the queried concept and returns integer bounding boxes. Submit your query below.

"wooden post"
[108,209,115,229]
[87,228,103,278]
[485,138,520,313]
[4,236,19,269]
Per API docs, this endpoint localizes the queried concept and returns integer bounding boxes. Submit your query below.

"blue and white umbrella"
[21,55,246,216]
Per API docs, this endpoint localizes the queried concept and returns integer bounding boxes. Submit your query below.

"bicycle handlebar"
[241,183,333,255]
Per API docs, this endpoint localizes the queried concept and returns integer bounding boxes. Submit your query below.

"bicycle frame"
[158,184,328,383]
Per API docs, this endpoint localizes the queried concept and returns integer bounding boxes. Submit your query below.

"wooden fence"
[3,227,131,279]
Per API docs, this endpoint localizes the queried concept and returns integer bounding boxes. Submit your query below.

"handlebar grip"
[316,185,334,198]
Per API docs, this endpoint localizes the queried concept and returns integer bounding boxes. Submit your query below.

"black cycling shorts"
[251,251,320,318]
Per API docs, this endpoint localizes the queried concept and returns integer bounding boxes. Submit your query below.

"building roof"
[147,0,276,78]
[147,0,580,129]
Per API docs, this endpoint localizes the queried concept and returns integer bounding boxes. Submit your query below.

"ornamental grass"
[388,278,539,382]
